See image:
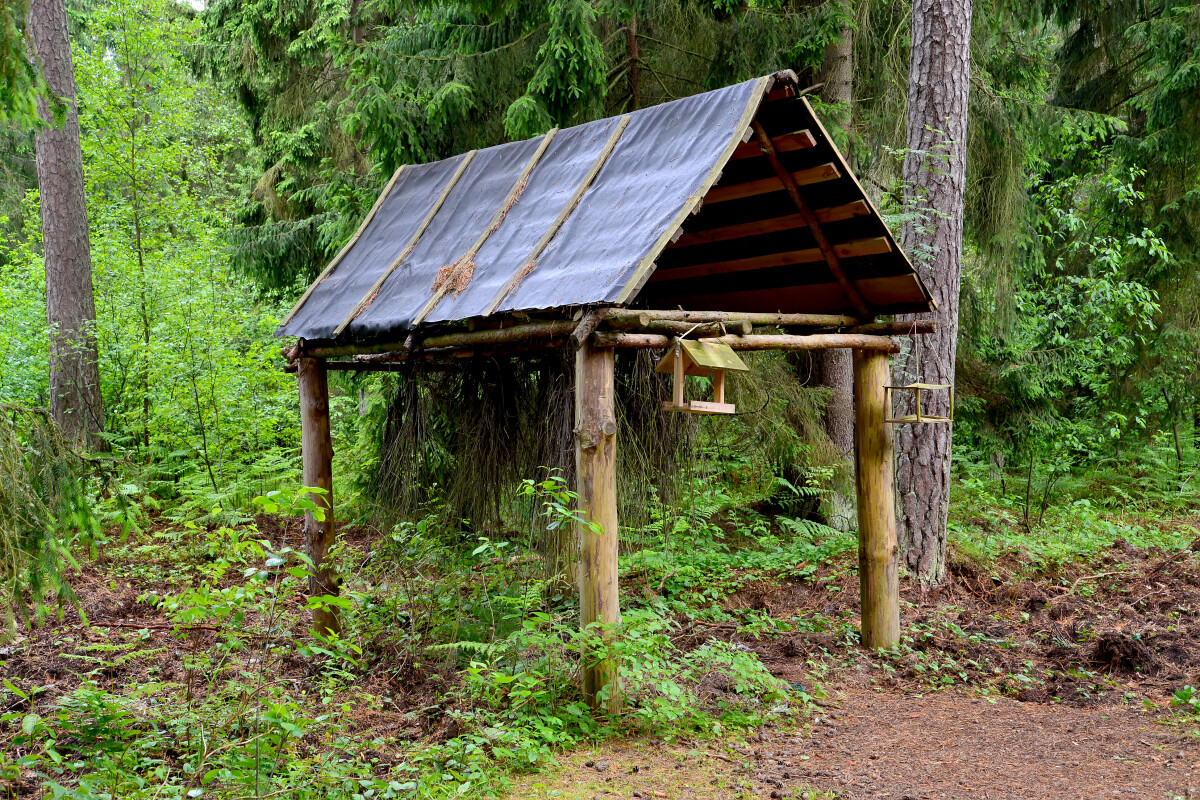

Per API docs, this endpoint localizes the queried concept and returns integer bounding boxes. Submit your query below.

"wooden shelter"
[278,71,937,708]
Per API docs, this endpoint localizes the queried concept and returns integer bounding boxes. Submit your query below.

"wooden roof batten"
[279,71,935,361]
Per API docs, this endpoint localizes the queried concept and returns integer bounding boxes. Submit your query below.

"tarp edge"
[614,74,774,305]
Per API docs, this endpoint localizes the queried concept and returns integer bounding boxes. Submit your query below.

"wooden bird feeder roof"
[655,339,750,377]
[277,70,935,352]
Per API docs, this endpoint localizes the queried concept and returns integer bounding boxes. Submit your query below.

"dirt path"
[518,683,1199,799]
[781,683,1194,799]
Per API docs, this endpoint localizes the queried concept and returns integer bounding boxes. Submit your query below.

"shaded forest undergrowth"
[4,479,1200,799]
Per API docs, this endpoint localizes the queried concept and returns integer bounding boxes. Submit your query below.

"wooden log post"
[852,349,900,649]
[298,356,341,637]
[574,340,621,711]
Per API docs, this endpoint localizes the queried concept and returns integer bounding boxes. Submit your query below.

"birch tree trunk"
[816,15,856,532]
[27,0,104,450]
[895,0,972,583]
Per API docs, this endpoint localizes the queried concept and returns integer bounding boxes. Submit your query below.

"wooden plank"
[575,341,621,712]
[662,400,736,415]
[853,349,899,649]
[766,83,796,102]
[298,357,340,637]
[730,130,816,160]
[752,120,873,319]
[650,237,892,283]
[653,276,931,317]
[670,201,870,248]
[703,162,840,205]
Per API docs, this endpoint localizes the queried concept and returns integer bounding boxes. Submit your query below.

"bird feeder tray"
[656,339,750,415]
[885,382,953,424]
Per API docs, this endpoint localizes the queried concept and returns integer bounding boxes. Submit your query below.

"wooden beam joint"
[750,120,874,321]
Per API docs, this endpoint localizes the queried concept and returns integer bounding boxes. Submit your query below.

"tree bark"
[27,0,104,450]
[895,0,972,583]
[816,15,856,532]
[625,11,640,111]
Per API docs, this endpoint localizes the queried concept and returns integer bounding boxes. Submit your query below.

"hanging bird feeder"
[656,338,749,415]
[885,382,954,424]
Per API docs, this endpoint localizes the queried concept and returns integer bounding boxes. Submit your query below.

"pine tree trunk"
[895,0,972,583]
[27,0,103,450]
[816,15,856,532]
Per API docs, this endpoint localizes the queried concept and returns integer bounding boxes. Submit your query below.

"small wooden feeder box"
[885,382,953,424]
[656,338,750,415]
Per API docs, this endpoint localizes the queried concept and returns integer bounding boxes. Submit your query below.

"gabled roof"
[655,340,751,376]
[278,72,934,343]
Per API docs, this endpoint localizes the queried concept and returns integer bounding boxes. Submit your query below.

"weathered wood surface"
[298,320,577,359]
[853,349,899,649]
[670,202,870,248]
[704,162,841,204]
[601,309,862,329]
[729,129,816,160]
[575,341,621,711]
[570,308,606,351]
[592,332,901,353]
[298,357,340,637]
[650,237,891,283]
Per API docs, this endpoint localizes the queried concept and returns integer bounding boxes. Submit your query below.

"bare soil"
[522,679,1196,798]
[578,525,1200,799]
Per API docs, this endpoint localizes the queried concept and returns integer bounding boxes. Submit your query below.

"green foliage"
[949,451,1197,576]
[0,0,39,125]
[0,405,96,636]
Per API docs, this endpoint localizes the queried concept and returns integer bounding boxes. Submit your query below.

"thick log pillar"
[853,349,900,649]
[298,356,341,636]
[574,341,621,711]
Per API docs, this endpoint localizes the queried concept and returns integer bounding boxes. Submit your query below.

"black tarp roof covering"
[278,72,934,343]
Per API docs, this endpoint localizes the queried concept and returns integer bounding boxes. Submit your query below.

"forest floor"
[5,512,1200,798]
[521,521,1200,799]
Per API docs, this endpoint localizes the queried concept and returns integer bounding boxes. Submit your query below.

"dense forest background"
[4,0,1198,531]
[3,1,1200,797]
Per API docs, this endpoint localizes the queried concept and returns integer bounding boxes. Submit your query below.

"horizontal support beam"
[608,318,752,337]
[285,315,935,365]
[730,130,816,160]
[601,309,863,329]
[652,275,931,319]
[296,320,576,359]
[650,237,893,283]
[671,201,870,249]
[591,331,900,353]
[704,163,841,204]
[848,319,936,336]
